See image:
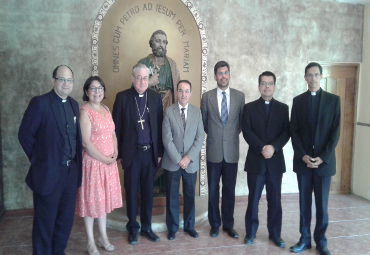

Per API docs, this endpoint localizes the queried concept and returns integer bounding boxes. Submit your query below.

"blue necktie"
[221,92,228,126]
[181,108,186,130]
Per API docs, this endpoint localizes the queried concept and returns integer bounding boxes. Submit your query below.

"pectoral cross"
[138,118,145,130]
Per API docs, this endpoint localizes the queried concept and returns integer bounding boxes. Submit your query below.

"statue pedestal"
[107,196,208,232]
[140,196,184,216]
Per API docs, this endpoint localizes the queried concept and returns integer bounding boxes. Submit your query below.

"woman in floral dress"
[76,76,122,255]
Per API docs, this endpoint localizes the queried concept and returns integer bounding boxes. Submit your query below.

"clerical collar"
[310,88,321,96]
[260,97,273,104]
[135,89,146,98]
[51,89,68,103]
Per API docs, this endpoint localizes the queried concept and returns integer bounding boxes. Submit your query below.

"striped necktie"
[221,92,228,126]
[181,107,186,130]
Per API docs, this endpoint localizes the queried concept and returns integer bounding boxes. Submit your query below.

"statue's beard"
[152,47,167,57]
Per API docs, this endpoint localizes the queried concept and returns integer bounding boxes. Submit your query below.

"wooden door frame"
[319,62,359,194]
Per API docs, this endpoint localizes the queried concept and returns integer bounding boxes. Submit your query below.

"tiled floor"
[1,193,370,254]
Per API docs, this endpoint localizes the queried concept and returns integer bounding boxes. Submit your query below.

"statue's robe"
[138,54,180,110]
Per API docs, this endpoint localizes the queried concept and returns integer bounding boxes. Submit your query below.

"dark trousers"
[245,172,283,239]
[165,168,197,232]
[207,160,238,229]
[297,171,331,248]
[32,162,78,255]
[124,148,156,233]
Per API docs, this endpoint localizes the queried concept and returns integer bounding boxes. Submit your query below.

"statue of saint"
[136,30,180,194]
[138,30,180,109]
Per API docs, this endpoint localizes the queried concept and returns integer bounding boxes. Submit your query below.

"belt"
[137,144,151,151]
[62,159,75,166]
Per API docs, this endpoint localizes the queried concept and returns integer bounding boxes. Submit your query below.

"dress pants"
[32,161,78,255]
[245,172,283,239]
[124,147,156,233]
[207,160,238,229]
[297,170,331,249]
[165,168,197,232]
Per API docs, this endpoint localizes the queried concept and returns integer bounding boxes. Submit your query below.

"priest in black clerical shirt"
[112,63,164,245]
[241,71,290,248]
[18,65,83,255]
[290,62,340,255]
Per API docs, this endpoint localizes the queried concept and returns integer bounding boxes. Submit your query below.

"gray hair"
[132,63,150,76]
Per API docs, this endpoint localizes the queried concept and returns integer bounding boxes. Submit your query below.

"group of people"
[200,61,339,255]
[18,59,339,255]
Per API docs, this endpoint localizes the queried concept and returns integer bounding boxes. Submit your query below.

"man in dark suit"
[18,65,83,255]
[241,71,290,248]
[112,63,164,245]
[162,80,205,241]
[201,61,245,238]
[290,62,340,255]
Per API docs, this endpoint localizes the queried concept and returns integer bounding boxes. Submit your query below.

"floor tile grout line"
[329,233,370,239]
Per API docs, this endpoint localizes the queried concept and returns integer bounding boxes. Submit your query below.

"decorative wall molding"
[91,0,114,76]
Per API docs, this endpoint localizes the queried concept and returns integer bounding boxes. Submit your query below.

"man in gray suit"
[201,61,245,238]
[162,80,205,241]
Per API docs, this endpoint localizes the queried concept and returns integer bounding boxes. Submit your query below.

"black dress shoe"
[269,237,285,248]
[317,247,331,255]
[128,232,138,245]
[167,231,176,240]
[244,235,254,245]
[210,227,219,237]
[184,229,199,238]
[289,242,311,253]
[140,229,160,242]
[223,228,239,238]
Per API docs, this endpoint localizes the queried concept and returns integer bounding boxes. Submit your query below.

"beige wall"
[353,4,370,200]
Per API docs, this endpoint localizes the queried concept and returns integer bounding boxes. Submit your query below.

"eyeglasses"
[178,89,191,94]
[133,75,149,81]
[217,71,230,76]
[54,77,73,84]
[89,86,104,92]
[306,73,321,79]
[260,81,275,86]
